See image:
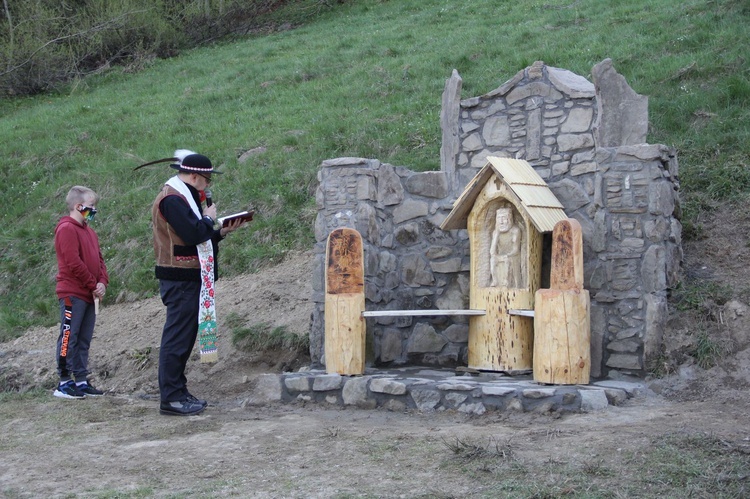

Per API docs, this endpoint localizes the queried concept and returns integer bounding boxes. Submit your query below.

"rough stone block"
[458,402,486,415]
[481,385,516,397]
[593,379,646,397]
[377,163,404,206]
[430,258,462,273]
[547,66,595,98]
[405,172,449,199]
[382,398,408,412]
[606,353,642,371]
[312,374,343,391]
[580,389,609,412]
[592,58,648,147]
[369,378,407,395]
[442,324,469,343]
[392,199,429,224]
[445,392,468,407]
[601,387,628,406]
[522,388,557,399]
[407,323,446,353]
[284,376,311,392]
[379,329,403,363]
[557,133,595,151]
[560,107,594,133]
[411,388,442,411]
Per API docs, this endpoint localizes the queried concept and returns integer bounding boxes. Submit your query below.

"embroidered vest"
[152,184,201,281]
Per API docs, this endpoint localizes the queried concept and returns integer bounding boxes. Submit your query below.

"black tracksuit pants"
[56,296,97,382]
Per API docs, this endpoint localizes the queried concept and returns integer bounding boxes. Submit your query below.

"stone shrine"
[310,59,681,378]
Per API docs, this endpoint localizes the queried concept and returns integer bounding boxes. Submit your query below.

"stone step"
[251,367,646,415]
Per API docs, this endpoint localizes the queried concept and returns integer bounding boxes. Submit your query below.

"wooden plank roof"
[440,156,568,233]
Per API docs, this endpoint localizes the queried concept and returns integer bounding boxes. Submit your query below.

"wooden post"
[533,218,591,384]
[324,228,366,375]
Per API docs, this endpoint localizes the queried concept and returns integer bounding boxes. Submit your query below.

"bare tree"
[2,0,13,73]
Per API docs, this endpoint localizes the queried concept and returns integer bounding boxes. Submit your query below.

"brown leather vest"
[151,184,201,278]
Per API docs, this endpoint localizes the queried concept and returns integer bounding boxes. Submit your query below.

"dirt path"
[3,207,750,497]
[2,390,748,498]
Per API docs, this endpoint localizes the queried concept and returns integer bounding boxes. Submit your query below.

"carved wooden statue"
[469,197,539,373]
[490,206,522,288]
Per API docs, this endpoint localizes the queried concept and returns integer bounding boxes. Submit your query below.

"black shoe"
[186,393,208,407]
[187,394,208,407]
[77,382,104,396]
[53,380,86,399]
[159,399,206,416]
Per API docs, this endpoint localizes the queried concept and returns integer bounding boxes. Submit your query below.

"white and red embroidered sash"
[165,176,218,363]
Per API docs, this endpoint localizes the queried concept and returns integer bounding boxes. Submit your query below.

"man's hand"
[220,218,245,237]
[204,204,218,221]
[94,282,106,299]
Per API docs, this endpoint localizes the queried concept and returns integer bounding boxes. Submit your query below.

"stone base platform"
[254,367,647,415]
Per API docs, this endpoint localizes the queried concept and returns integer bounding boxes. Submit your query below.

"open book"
[218,210,254,228]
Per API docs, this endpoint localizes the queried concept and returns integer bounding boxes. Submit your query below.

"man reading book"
[219,210,254,228]
[149,149,246,416]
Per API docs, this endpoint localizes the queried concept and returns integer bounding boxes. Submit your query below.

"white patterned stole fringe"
[165,176,218,363]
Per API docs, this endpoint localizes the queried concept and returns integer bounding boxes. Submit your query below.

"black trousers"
[158,279,201,403]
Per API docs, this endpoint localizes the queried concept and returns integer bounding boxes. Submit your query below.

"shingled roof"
[440,156,567,233]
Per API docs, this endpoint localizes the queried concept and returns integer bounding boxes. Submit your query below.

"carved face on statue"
[495,207,513,233]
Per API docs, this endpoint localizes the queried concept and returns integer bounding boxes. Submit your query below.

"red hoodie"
[54,216,109,303]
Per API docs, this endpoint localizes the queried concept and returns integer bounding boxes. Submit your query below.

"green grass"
[230,319,309,354]
[1,0,749,341]
[672,279,733,312]
[693,331,724,369]
[0,386,49,403]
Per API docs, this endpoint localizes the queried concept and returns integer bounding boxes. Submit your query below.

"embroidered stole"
[165,176,218,363]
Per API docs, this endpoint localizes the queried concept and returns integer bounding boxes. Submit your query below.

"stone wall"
[311,158,468,368]
[311,59,682,378]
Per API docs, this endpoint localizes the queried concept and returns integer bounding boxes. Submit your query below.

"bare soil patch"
[2,204,750,497]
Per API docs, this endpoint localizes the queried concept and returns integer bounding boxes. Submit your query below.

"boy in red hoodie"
[53,186,109,399]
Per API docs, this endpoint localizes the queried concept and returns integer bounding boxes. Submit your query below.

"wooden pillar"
[533,219,591,384]
[324,228,365,375]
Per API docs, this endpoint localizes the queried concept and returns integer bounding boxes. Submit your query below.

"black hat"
[134,148,223,174]
[170,149,223,174]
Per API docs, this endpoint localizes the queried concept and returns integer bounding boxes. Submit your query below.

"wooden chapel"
[441,156,568,372]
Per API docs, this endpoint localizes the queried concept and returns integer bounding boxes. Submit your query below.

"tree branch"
[2,0,13,72]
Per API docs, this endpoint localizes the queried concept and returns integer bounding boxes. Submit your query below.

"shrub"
[0,0,295,96]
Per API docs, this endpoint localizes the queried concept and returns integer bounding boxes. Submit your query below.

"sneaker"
[53,380,85,399]
[159,399,206,416]
[186,393,207,407]
[77,382,104,396]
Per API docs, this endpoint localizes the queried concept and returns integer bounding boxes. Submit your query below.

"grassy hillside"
[1,0,748,341]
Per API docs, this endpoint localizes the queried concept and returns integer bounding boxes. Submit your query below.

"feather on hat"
[134,149,223,174]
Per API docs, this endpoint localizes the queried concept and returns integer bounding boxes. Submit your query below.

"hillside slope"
[2,201,750,404]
